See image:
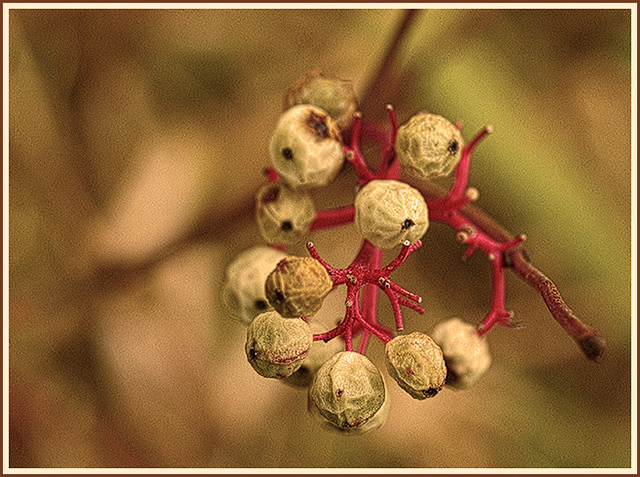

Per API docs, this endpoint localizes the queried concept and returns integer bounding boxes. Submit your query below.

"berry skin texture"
[385,332,447,399]
[309,351,387,433]
[283,70,359,131]
[354,179,429,250]
[431,317,492,389]
[269,104,344,189]
[396,112,464,181]
[255,181,316,246]
[221,246,288,325]
[245,311,313,379]
[265,256,333,318]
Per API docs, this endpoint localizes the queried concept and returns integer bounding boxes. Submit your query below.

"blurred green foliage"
[8,8,633,469]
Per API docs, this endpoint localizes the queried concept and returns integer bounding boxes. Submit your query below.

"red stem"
[358,246,383,354]
[310,206,355,231]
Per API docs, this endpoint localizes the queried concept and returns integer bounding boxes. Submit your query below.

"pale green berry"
[255,181,316,246]
[309,351,387,433]
[396,112,464,181]
[431,317,492,389]
[245,311,313,379]
[354,179,429,250]
[221,246,288,325]
[385,332,447,399]
[283,70,358,131]
[283,320,344,388]
[269,104,344,189]
[265,256,333,318]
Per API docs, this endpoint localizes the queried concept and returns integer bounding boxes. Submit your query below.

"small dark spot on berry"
[282,147,294,160]
[448,139,459,155]
[405,367,415,376]
[280,220,293,231]
[308,113,329,139]
[401,218,415,231]
[273,289,286,303]
[313,121,328,138]
[248,348,256,360]
[422,387,441,398]
[254,299,268,311]
[336,389,344,397]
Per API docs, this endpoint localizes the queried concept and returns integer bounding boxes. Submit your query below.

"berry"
[265,256,333,318]
[221,246,288,325]
[245,311,313,379]
[309,351,387,433]
[431,317,492,389]
[283,70,359,131]
[269,104,344,189]
[255,181,316,246]
[385,332,447,399]
[396,112,464,181]
[354,179,429,250]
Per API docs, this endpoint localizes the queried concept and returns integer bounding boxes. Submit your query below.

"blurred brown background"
[8,8,632,468]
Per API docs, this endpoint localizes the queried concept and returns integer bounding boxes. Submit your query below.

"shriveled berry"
[283,70,359,131]
[354,179,429,250]
[269,104,344,189]
[385,332,447,400]
[255,181,316,246]
[221,246,288,325]
[245,311,313,379]
[309,351,387,433]
[431,317,492,389]
[265,256,333,318]
[396,112,464,181]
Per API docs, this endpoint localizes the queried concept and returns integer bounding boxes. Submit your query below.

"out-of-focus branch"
[360,10,421,117]
[89,194,255,293]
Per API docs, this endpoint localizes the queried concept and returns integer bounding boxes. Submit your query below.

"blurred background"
[8,8,633,469]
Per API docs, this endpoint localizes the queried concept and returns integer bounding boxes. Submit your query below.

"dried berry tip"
[580,334,606,362]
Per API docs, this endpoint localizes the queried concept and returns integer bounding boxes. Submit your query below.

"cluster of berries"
[221,70,510,434]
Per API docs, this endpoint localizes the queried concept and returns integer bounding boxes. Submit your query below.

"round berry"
[309,351,387,433]
[221,246,288,325]
[431,317,492,389]
[264,256,333,318]
[269,104,344,189]
[396,112,464,181]
[354,179,429,250]
[283,70,359,131]
[245,311,313,379]
[255,182,316,246]
[385,332,447,400]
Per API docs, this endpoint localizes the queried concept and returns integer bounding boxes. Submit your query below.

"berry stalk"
[307,239,424,352]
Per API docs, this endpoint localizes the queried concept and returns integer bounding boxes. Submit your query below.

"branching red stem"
[307,239,423,352]
[306,107,605,361]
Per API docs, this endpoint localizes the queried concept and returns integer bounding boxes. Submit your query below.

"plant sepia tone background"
[8,8,632,468]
